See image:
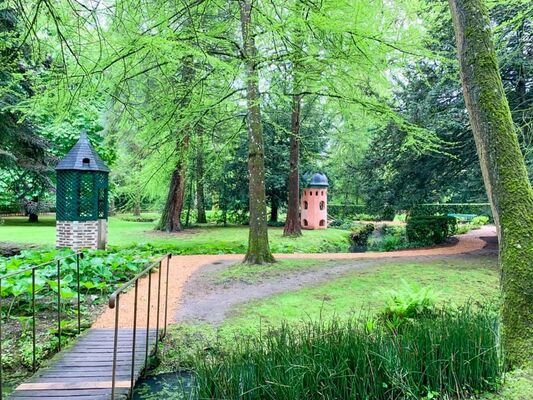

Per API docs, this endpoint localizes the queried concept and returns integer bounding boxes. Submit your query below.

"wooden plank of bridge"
[10,328,157,400]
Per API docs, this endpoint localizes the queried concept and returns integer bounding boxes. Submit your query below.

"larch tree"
[283,3,305,237]
[449,0,533,366]
[239,0,275,264]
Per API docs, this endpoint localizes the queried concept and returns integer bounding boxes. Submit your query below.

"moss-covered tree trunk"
[283,93,302,237]
[449,0,533,367]
[239,0,274,264]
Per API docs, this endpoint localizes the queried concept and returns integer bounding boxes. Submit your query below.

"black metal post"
[57,260,61,351]
[32,269,36,372]
[145,271,152,368]
[111,294,120,400]
[156,261,162,350]
[130,280,139,393]
[163,255,171,337]
[76,253,81,334]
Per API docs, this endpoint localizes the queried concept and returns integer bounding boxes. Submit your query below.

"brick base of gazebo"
[56,220,107,250]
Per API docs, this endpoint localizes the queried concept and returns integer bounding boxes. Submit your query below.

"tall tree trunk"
[156,55,194,232]
[283,93,302,236]
[269,197,279,222]
[283,5,303,237]
[196,125,207,223]
[449,0,533,367]
[239,0,274,264]
[133,192,141,217]
[156,138,189,232]
[28,196,38,222]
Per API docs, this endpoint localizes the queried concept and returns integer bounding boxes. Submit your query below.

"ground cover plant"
[0,247,156,391]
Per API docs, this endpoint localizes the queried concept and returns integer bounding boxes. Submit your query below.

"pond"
[132,371,194,399]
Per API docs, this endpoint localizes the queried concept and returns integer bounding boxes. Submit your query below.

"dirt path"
[93,225,497,328]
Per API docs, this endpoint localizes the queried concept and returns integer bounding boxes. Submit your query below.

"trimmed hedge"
[410,203,492,219]
[406,215,457,245]
[328,204,367,218]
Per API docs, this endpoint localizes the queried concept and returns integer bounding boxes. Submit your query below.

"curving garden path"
[93,225,497,329]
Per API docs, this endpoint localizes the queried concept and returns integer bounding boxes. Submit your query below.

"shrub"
[406,215,457,245]
[378,234,405,251]
[349,224,374,251]
[190,307,501,400]
[380,205,395,221]
[472,215,490,225]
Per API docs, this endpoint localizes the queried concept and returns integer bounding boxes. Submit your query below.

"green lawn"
[0,215,351,254]
[223,256,499,334]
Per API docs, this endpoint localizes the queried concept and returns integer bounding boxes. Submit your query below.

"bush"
[349,224,375,251]
[406,215,457,245]
[472,215,490,225]
[380,205,395,221]
[190,307,501,400]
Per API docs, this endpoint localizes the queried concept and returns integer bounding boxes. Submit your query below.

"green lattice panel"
[56,171,108,221]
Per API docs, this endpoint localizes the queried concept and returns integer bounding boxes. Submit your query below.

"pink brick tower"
[300,173,329,230]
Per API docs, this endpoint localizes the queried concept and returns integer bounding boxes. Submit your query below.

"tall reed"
[190,307,501,399]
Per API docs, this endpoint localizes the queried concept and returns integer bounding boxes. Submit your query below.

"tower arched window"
[304,201,308,210]
[319,201,325,210]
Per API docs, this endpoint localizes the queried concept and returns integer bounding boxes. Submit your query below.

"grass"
[0,215,351,253]
[222,256,499,333]
[191,309,501,400]
[481,366,533,400]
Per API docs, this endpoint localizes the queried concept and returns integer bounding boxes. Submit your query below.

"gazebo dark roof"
[56,131,110,172]
[307,173,329,188]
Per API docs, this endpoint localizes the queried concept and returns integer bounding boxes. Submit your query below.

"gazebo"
[55,131,109,250]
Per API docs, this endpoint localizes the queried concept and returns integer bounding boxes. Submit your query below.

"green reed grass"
[189,306,501,399]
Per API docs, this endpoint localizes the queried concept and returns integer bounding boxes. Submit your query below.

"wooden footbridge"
[2,254,172,400]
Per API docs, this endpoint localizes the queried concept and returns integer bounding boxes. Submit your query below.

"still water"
[132,371,194,399]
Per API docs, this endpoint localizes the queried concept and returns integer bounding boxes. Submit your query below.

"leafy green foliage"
[0,248,153,307]
[406,215,457,245]
[348,223,375,250]
[378,280,439,330]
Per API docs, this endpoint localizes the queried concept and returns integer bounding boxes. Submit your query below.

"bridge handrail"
[0,251,84,399]
[107,253,172,399]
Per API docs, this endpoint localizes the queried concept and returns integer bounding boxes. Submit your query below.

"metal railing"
[108,253,172,399]
[0,252,84,398]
